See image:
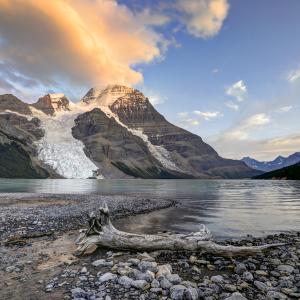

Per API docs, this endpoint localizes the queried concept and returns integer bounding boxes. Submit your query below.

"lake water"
[0,179,299,238]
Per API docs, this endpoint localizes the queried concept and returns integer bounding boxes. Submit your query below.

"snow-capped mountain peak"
[81,85,136,107]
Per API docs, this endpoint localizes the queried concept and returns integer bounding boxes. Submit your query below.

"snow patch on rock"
[98,106,181,172]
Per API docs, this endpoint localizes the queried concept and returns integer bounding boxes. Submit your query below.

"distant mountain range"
[0,85,259,179]
[254,162,300,180]
[242,152,300,172]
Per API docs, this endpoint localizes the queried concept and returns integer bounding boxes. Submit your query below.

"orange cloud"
[0,0,166,88]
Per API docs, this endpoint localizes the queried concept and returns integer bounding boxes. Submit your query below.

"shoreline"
[0,193,299,300]
[0,193,176,241]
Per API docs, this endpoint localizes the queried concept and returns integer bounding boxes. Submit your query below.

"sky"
[0,0,300,161]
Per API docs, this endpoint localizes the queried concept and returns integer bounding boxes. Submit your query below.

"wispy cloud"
[225,101,239,111]
[222,113,271,141]
[177,112,200,127]
[193,110,223,120]
[139,86,167,106]
[211,133,300,161]
[225,80,247,102]
[278,105,293,113]
[287,67,300,83]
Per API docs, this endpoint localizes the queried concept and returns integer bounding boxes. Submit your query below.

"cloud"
[139,86,167,106]
[0,0,168,94]
[0,0,230,100]
[177,112,200,127]
[212,68,219,74]
[225,101,239,111]
[225,80,247,102]
[175,0,229,38]
[287,67,300,83]
[211,133,300,161]
[222,113,271,141]
[193,110,223,120]
[278,105,292,113]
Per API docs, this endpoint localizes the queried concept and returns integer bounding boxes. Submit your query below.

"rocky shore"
[0,193,175,240]
[0,194,299,300]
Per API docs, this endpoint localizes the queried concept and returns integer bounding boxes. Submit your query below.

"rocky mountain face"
[0,86,258,179]
[72,108,190,178]
[242,152,300,172]
[32,93,70,116]
[0,94,32,115]
[0,98,50,178]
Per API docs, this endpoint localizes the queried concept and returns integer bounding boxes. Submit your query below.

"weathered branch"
[75,203,285,257]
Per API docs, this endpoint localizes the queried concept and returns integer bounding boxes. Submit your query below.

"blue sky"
[134,0,300,160]
[0,0,300,160]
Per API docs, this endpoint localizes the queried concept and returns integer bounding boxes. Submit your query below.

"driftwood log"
[75,203,285,257]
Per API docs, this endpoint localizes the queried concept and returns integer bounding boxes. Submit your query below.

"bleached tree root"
[75,203,286,257]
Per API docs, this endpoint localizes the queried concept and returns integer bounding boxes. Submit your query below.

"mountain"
[254,162,300,180]
[242,152,300,172]
[0,85,258,179]
[32,93,70,116]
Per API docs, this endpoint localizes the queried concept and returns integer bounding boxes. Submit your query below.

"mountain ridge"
[242,152,300,172]
[254,162,300,180]
[0,85,259,179]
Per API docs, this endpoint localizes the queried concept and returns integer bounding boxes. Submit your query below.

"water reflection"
[0,179,299,238]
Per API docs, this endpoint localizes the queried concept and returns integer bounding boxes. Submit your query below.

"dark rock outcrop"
[0,113,49,178]
[0,94,32,115]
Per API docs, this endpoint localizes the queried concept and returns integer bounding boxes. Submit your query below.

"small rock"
[254,280,269,292]
[189,256,197,264]
[138,261,158,273]
[225,284,237,292]
[71,288,87,298]
[225,292,248,300]
[269,258,281,266]
[159,277,172,289]
[166,274,182,285]
[128,258,140,266]
[184,288,198,300]
[170,285,187,300]
[195,259,209,265]
[211,275,224,283]
[156,264,172,278]
[151,279,160,288]
[235,263,247,275]
[150,287,162,293]
[266,291,287,300]
[242,271,253,282]
[277,265,294,274]
[118,276,133,288]
[80,267,87,274]
[98,272,117,283]
[255,270,268,276]
[280,288,294,295]
[92,259,113,268]
[131,280,150,290]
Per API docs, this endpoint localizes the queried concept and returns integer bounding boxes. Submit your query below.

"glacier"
[31,107,102,179]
